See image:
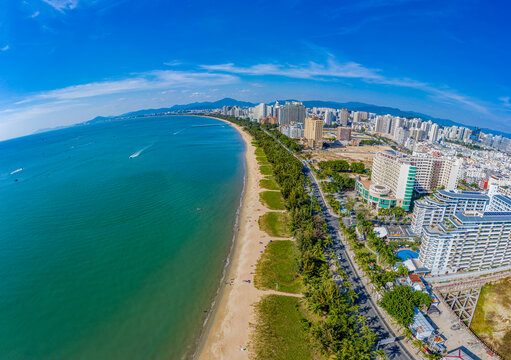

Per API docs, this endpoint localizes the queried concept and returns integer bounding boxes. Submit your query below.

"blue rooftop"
[438,190,489,200]
[455,212,511,223]
[494,194,511,206]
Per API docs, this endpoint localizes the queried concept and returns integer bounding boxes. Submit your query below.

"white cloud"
[31,11,40,18]
[16,70,238,104]
[499,96,511,108]
[202,57,489,115]
[0,68,239,140]
[42,0,79,12]
[1,45,9,51]
[164,60,182,66]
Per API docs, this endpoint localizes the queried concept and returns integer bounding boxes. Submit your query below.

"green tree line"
[220,115,379,360]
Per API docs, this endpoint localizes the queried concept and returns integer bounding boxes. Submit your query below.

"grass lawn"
[257,156,270,165]
[259,212,290,237]
[255,240,301,294]
[255,147,266,157]
[260,191,285,210]
[471,278,511,358]
[251,295,312,360]
[260,178,280,190]
[260,165,273,176]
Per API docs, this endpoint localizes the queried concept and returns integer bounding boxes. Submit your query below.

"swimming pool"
[396,249,419,261]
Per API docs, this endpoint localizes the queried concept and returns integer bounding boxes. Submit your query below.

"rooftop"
[493,194,511,206]
[438,190,489,200]
[456,211,511,223]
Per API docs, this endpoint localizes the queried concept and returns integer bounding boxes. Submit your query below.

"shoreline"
[190,116,249,359]
[195,116,270,360]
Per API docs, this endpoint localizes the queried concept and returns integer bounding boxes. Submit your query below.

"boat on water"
[10,168,23,175]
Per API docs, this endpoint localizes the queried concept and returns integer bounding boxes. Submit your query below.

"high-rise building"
[274,101,282,120]
[375,115,393,134]
[411,129,425,141]
[375,116,385,133]
[304,116,323,141]
[279,102,305,125]
[253,103,266,120]
[324,111,335,125]
[391,117,404,138]
[419,211,511,275]
[409,154,462,192]
[463,129,472,143]
[356,150,416,211]
[339,108,349,126]
[395,128,410,145]
[336,126,351,141]
[352,111,360,123]
[280,123,304,139]
[428,123,439,143]
[488,194,511,212]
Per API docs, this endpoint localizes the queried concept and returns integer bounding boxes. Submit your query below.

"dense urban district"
[131,101,511,360]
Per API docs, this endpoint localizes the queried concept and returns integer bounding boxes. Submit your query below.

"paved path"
[260,290,304,298]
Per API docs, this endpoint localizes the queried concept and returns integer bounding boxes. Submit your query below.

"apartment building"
[409,154,462,192]
[336,126,351,141]
[420,212,511,275]
[304,117,323,140]
[304,116,324,149]
[411,190,490,234]
[278,101,306,125]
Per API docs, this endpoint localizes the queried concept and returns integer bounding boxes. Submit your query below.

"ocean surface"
[0,116,245,359]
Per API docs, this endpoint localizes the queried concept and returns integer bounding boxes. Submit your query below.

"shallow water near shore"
[0,116,245,359]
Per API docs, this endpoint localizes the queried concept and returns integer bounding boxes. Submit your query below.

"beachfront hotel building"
[411,190,490,234]
[355,150,416,211]
[419,211,511,275]
[357,150,463,212]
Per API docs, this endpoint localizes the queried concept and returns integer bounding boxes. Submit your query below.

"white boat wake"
[129,144,152,159]
[10,168,23,175]
[172,128,185,135]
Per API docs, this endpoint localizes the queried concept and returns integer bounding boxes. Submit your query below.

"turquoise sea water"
[0,116,245,359]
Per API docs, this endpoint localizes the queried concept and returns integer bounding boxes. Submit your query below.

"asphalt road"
[262,129,414,360]
[304,164,414,360]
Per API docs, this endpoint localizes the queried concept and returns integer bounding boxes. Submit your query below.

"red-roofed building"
[442,349,476,360]
[406,274,426,292]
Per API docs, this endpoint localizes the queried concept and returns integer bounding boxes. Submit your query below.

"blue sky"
[0,0,510,140]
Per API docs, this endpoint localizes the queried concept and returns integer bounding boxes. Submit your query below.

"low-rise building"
[442,348,476,360]
[406,274,426,292]
[410,308,434,340]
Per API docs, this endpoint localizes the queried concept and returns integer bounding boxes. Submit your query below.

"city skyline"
[1,0,511,140]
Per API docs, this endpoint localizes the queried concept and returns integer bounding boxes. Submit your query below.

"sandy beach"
[196,118,287,360]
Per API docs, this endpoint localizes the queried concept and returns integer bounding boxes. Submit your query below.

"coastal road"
[304,165,414,360]
[263,129,415,360]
